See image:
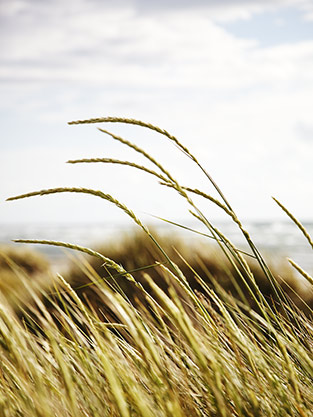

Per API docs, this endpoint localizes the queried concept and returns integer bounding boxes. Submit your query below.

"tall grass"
[3,117,313,416]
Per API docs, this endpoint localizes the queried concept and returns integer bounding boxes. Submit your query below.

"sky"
[1,0,313,229]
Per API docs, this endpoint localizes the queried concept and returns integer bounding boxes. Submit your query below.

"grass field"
[2,117,313,416]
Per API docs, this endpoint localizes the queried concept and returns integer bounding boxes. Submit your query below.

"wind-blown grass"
[2,116,313,416]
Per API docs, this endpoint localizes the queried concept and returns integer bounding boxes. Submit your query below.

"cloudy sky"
[1,0,313,228]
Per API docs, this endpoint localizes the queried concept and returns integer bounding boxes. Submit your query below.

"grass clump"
[2,116,313,416]
[0,245,51,309]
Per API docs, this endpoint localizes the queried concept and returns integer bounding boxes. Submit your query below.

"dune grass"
[2,117,313,416]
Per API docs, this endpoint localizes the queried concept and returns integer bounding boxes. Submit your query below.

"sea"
[1,220,313,277]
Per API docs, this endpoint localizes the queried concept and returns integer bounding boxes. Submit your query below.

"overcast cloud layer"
[1,0,313,226]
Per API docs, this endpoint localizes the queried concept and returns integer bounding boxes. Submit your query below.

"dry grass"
[2,116,313,416]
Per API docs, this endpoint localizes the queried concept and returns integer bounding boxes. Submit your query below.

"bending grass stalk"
[162,179,272,266]
[56,149,255,267]
[288,258,313,287]
[66,152,266,312]
[49,337,80,416]
[68,116,233,213]
[9,144,280,340]
[179,206,282,338]
[95,345,131,417]
[67,130,214,281]
[143,273,208,369]
[110,295,185,417]
[69,117,279,292]
[68,116,192,160]
[185,192,286,309]
[174,186,291,312]
[67,158,170,184]
[189,212,263,301]
[276,335,302,405]
[69,115,271,303]
[13,241,165,322]
[75,135,235,291]
[67,135,212,254]
[273,197,313,251]
[93,125,256,282]
[88,119,284,314]
[93,128,259,284]
[8,120,292,339]
[173,247,251,312]
[161,180,282,289]
[7,187,186,289]
[73,263,165,292]
[143,274,229,417]
[94,127,217,268]
[56,273,100,339]
[97,128,177,186]
[158,263,218,330]
[159,181,234,218]
[180,186,289,318]
[90,130,238,261]
[11,239,135,282]
[266,196,313,313]
[148,214,255,259]
[7,187,145,230]
[277,277,313,318]
[189,210,291,336]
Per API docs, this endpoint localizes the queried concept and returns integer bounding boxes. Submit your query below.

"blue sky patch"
[220,8,313,47]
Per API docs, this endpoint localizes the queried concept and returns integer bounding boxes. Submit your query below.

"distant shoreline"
[1,220,313,275]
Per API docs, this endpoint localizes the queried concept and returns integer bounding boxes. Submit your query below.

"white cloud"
[2,4,313,92]
[1,0,313,222]
[2,0,313,88]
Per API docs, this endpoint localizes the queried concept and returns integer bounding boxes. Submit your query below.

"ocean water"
[1,221,313,275]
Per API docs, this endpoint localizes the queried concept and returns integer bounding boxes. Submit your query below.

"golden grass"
[2,116,313,416]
